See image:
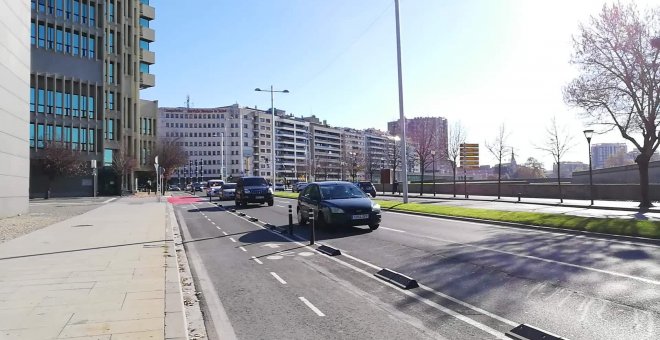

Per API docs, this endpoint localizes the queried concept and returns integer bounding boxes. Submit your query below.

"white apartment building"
[340,128,366,181]
[275,114,310,182]
[306,116,342,181]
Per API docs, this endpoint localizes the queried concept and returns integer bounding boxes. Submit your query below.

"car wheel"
[267,200,274,206]
[297,209,307,225]
[369,223,380,231]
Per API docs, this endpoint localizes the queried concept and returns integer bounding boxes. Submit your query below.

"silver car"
[220,183,236,200]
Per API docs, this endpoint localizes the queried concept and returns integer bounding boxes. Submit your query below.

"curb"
[167,203,209,340]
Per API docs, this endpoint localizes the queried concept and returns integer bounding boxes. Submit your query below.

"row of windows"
[104,91,118,111]
[32,0,97,27]
[105,62,116,84]
[30,87,95,118]
[141,118,153,135]
[105,118,114,140]
[31,22,96,59]
[163,113,257,121]
[29,123,95,151]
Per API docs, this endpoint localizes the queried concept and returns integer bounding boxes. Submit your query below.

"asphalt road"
[174,193,660,340]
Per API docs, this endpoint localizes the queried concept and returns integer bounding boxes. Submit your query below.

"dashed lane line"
[270,272,287,285]
[251,256,263,265]
[299,297,325,317]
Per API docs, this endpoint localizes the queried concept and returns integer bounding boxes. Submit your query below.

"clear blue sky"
[143,0,653,168]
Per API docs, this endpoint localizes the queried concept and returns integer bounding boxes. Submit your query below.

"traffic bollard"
[309,210,315,245]
[288,205,293,235]
[518,193,521,202]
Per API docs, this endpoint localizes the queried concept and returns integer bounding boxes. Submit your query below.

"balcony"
[140,3,156,20]
[140,72,155,89]
[140,26,155,42]
[140,48,155,65]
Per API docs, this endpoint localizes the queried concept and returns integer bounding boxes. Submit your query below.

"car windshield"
[243,178,268,186]
[320,184,367,200]
[222,184,236,189]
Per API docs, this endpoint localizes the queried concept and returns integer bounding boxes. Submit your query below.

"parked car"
[297,181,380,230]
[235,176,274,206]
[168,185,181,191]
[293,182,309,193]
[220,183,236,200]
[206,180,225,198]
[275,182,285,191]
[356,181,377,197]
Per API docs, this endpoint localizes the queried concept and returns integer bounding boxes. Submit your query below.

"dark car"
[235,176,274,206]
[297,181,381,230]
[293,182,308,193]
[356,181,377,197]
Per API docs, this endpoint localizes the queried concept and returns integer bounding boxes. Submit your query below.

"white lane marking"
[229,237,236,243]
[102,197,117,204]
[239,246,247,252]
[382,210,660,249]
[276,204,286,208]
[398,230,660,286]
[299,297,325,316]
[216,226,221,230]
[222,231,228,235]
[270,272,287,284]
[211,221,216,225]
[251,256,263,265]
[234,213,514,337]
[380,226,405,233]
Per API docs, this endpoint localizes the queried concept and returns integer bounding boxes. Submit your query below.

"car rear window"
[223,184,236,189]
[243,177,268,186]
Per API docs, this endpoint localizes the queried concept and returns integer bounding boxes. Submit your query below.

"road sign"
[460,143,479,169]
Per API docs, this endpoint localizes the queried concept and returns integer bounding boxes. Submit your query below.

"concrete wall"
[0,0,30,217]
[375,182,660,201]
[572,161,660,184]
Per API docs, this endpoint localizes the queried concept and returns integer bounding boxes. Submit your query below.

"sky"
[142,0,656,169]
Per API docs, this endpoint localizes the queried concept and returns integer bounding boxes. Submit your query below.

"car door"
[298,184,314,219]
[307,185,322,219]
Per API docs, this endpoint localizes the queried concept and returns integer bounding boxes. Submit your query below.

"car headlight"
[372,203,381,212]
[329,207,344,214]
[244,189,251,194]
[268,188,274,194]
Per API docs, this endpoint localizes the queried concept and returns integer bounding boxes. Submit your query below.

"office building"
[591,143,627,169]
[0,0,31,217]
[305,116,342,181]
[28,0,157,196]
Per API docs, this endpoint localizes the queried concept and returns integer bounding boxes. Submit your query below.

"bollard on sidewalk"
[309,210,316,245]
[288,205,293,235]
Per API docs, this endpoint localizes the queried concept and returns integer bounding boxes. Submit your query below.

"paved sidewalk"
[0,196,186,339]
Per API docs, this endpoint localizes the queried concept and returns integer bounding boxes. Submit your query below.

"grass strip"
[274,192,659,238]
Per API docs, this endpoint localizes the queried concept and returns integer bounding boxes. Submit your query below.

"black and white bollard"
[309,210,316,246]
[288,205,293,235]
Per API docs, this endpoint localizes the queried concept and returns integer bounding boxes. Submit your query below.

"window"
[107,92,114,110]
[56,28,63,52]
[88,96,94,118]
[37,89,46,113]
[80,129,87,151]
[65,0,71,18]
[56,0,63,16]
[81,34,87,57]
[46,125,53,141]
[89,35,95,58]
[89,3,95,26]
[47,0,54,13]
[55,126,62,141]
[30,88,35,112]
[139,62,149,73]
[106,119,114,140]
[64,93,71,115]
[73,32,79,55]
[80,96,87,117]
[81,1,87,24]
[108,62,114,83]
[38,23,45,48]
[73,0,79,22]
[31,23,36,45]
[47,90,54,114]
[139,39,149,50]
[65,30,71,53]
[108,31,114,53]
[64,126,71,143]
[72,127,79,150]
[107,1,114,23]
[140,18,149,27]
[72,94,79,116]
[38,0,45,12]
[55,91,62,115]
[29,123,35,147]
[104,149,113,166]
[89,129,95,150]
[37,124,45,148]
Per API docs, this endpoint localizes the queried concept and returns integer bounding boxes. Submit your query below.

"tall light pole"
[431,150,436,196]
[213,132,226,180]
[394,0,409,203]
[255,86,289,186]
[583,129,594,205]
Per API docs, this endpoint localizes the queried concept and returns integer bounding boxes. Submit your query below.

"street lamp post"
[583,129,594,205]
[213,132,226,180]
[380,157,385,195]
[394,0,409,203]
[255,86,289,187]
[431,150,436,196]
[349,152,357,182]
[340,161,346,181]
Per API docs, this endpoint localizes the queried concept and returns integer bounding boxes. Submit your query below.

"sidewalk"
[377,192,660,212]
[0,196,186,339]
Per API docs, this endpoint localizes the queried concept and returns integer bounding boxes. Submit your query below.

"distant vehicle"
[275,182,285,191]
[293,182,309,193]
[168,185,181,191]
[356,181,377,197]
[192,182,205,192]
[220,183,236,200]
[206,179,225,197]
[297,181,380,230]
[235,176,274,206]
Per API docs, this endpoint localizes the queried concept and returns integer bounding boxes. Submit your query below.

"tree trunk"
[420,169,425,196]
[637,158,652,208]
[452,164,456,197]
[497,161,502,199]
[557,162,562,203]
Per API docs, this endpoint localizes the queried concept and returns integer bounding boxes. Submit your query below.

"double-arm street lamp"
[583,129,594,205]
[255,86,289,186]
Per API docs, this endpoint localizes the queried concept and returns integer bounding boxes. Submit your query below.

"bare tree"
[486,124,509,199]
[408,118,438,195]
[112,148,137,195]
[40,141,86,199]
[152,138,188,194]
[447,122,466,197]
[536,116,574,203]
[564,3,660,207]
[604,150,635,168]
[514,157,546,179]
